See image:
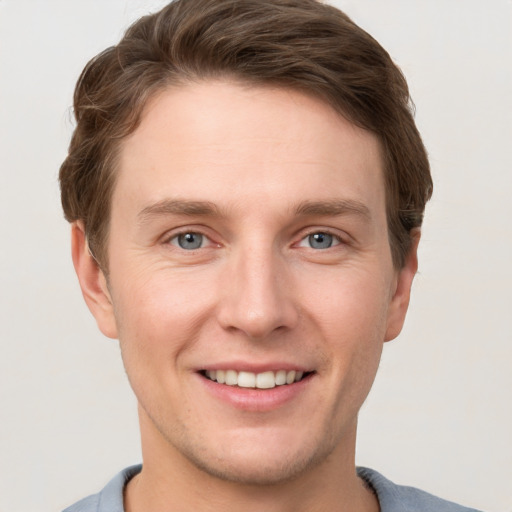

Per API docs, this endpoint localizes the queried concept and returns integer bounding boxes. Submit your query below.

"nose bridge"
[218,236,297,339]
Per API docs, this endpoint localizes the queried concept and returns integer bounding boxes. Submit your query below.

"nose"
[217,243,299,340]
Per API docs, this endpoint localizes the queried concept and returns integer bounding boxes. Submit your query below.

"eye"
[170,232,207,250]
[298,232,341,250]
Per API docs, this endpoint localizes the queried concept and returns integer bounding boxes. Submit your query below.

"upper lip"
[197,361,313,373]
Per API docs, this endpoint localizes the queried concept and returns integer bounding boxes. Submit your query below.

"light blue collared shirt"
[63,464,483,512]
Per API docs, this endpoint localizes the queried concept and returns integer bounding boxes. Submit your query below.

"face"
[75,81,417,485]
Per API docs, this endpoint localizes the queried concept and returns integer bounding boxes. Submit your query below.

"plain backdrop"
[0,1,511,511]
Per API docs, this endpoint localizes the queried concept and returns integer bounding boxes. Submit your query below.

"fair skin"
[72,81,418,512]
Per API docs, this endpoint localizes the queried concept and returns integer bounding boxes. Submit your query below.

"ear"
[71,222,118,339]
[384,230,420,342]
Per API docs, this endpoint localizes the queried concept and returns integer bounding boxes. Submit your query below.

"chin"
[172,425,341,486]
[184,447,325,486]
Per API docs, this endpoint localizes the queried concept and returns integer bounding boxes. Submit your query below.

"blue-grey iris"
[178,233,203,250]
[309,232,333,249]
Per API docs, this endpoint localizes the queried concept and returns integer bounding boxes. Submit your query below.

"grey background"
[0,1,511,511]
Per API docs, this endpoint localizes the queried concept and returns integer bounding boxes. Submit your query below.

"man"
[59,1,481,511]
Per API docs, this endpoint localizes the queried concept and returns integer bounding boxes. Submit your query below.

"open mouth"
[200,369,313,389]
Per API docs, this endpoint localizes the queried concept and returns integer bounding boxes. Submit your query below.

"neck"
[125,412,379,512]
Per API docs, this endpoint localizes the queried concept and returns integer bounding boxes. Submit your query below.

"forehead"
[114,80,385,221]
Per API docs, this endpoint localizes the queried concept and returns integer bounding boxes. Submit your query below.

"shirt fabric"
[63,464,483,512]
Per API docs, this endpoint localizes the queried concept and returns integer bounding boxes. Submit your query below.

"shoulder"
[62,493,100,512]
[62,464,142,512]
[357,467,484,512]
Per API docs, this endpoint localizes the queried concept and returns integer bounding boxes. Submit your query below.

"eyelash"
[164,228,345,251]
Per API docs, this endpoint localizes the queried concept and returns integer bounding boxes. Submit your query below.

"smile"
[202,369,309,389]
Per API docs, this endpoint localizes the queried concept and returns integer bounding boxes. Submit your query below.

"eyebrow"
[137,198,371,224]
[293,199,371,220]
[137,199,221,224]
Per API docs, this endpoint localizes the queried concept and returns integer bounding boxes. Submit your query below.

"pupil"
[309,232,332,249]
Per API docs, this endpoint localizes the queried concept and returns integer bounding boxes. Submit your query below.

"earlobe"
[71,222,118,339]
[384,230,420,342]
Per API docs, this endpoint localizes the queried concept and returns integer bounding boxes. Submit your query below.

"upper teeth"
[205,369,304,389]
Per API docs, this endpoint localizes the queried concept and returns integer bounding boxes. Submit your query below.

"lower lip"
[198,373,314,412]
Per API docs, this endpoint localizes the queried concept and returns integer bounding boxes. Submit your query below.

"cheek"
[112,272,217,419]
[111,269,217,372]
[302,266,391,385]
[303,265,392,338]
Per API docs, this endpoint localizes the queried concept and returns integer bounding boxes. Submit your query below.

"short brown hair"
[59,0,432,269]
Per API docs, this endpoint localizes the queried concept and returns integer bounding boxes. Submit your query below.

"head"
[60,0,432,493]
[59,0,431,272]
